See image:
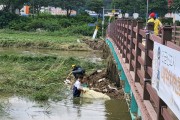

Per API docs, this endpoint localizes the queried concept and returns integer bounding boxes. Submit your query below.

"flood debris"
[81,87,111,100]
[81,69,124,99]
[65,69,124,99]
[80,38,124,99]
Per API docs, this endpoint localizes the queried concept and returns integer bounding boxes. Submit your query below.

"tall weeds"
[0,54,105,101]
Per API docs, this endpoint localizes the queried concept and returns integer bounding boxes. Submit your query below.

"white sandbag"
[81,88,110,100]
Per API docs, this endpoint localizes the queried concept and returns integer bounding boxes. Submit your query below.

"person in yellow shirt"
[146,12,155,34]
[147,12,155,23]
[154,14,162,36]
[147,13,162,36]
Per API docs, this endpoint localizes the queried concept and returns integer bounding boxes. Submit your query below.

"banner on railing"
[152,42,180,119]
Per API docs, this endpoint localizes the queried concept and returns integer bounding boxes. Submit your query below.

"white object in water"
[108,85,118,91]
[81,88,110,100]
[77,39,80,43]
[97,70,102,73]
[98,78,105,82]
[64,79,71,85]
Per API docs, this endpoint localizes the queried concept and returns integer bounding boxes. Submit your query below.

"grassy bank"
[0,53,105,101]
[0,29,106,101]
[0,29,91,51]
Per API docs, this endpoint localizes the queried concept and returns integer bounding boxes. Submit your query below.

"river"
[0,47,131,120]
[0,95,131,120]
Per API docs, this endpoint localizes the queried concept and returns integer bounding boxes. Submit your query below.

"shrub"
[1,13,102,37]
[0,11,19,28]
[69,25,94,36]
[58,18,72,28]
[9,17,31,30]
[161,17,173,25]
[175,21,180,26]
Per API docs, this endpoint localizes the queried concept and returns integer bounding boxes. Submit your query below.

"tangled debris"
[86,69,124,99]
[80,37,124,99]
[82,38,105,50]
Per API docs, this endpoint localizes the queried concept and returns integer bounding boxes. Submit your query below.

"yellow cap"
[72,64,76,68]
[96,26,99,30]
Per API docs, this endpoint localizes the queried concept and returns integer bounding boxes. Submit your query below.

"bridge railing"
[172,25,180,45]
[107,18,179,120]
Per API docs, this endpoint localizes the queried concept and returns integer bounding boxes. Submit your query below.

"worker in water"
[73,75,85,97]
[81,76,89,87]
[72,64,85,79]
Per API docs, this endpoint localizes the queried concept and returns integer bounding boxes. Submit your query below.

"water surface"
[0,95,131,120]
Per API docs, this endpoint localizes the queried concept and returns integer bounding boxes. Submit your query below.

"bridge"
[105,19,180,120]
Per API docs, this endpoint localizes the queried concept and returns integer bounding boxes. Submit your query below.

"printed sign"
[152,42,180,119]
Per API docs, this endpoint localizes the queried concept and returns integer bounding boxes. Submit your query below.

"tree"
[111,0,168,18]
[149,0,168,17]
[29,0,52,15]
[103,0,112,9]
[0,0,29,13]
[52,0,85,16]
[86,0,104,13]
[170,0,180,13]
[111,0,145,15]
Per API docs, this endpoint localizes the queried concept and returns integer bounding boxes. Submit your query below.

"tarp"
[81,88,110,100]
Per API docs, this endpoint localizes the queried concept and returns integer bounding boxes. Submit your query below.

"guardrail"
[106,18,179,120]
[172,25,180,45]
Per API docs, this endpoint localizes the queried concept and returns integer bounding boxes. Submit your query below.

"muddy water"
[0,47,131,120]
[0,95,131,120]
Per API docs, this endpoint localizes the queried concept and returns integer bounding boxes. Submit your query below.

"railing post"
[161,26,173,45]
[173,24,176,44]
[134,21,143,82]
[112,23,114,38]
[120,19,123,54]
[114,21,117,45]
[157,97,167,120]
[125,19,131,63]
[117,19,121,49]
[147,22,154,31]
[143,28,154,100]
[144,33,153,79]
[129,20,136,71]
[116,19,119,49]
[143,79,151,100]
[122,19,127,58]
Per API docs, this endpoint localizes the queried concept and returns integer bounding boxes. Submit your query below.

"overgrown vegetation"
[0,12,104,37]
[0,53,105,101]
[0,22,106,101]
[0,29,92,50]
[0,3,107,102]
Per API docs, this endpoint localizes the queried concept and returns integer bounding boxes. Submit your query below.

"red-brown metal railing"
[106,18,179,120]
[172,24,180,45]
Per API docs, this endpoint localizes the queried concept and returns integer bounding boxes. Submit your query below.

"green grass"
[0,29,79,43]
[0,29,91,51]
[0,53,105,101]
[0,29,105,101]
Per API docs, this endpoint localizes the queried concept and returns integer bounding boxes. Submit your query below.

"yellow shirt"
[147,18,155,23]
[154,19,162,35]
